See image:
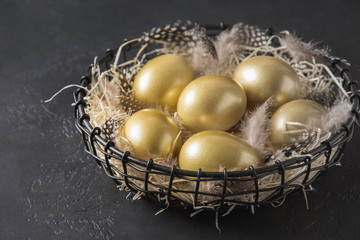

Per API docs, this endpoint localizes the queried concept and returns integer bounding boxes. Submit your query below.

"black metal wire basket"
[73,22,359,213]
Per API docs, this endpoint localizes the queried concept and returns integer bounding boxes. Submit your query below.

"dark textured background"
[1,0,360,239]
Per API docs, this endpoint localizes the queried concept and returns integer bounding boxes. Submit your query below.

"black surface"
[1,0,360,239]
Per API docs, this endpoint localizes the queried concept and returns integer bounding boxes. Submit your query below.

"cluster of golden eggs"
[120,54,327,172]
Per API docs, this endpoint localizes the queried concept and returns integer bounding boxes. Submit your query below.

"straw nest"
[83,21,352,214]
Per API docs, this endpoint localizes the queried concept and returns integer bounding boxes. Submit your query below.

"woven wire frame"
[73,23,360,212]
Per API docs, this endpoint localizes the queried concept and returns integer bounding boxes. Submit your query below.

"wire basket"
[73,22,359,213]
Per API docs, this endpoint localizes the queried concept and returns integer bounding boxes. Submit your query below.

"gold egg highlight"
[233,56,300,109]
[179,130,261,172]
[269,99,327,149]
[177,75,247,132]
[121,108,181,159]
[133,54,194,112]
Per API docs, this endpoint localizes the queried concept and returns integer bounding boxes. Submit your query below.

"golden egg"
[133,54,194,112]
[121,108,181,159]
[233,56,300,109]
[177,75,247,132]
[179,130,261,172]
[269,99,327,149]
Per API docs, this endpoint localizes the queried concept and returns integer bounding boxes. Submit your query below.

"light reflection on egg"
[121,108,181,159]
[233,56,300,110]
[132,54,194,112]
[177,75,247,132]
[269,99,327,149]
[179,130,261,172]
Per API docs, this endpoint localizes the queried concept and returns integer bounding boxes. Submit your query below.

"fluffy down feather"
[187,23,247,77]
[237,98,275,158]
[322,96,353,133]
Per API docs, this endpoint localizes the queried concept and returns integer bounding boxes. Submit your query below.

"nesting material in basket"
[80,21,356,214]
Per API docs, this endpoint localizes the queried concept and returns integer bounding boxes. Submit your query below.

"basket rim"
[73,23,360,179]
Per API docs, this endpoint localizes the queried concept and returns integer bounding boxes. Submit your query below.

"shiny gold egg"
[233,56,300,109]
[133,54,194,112]
[177,75,247,132]
[121,108,181,159]
[179,130,261,172]
[269,99,327,149]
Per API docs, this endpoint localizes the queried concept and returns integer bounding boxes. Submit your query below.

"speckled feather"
[236,24,271,47]
[102,119,121,141]
[141,20,217,59]
[110,67,145,114]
